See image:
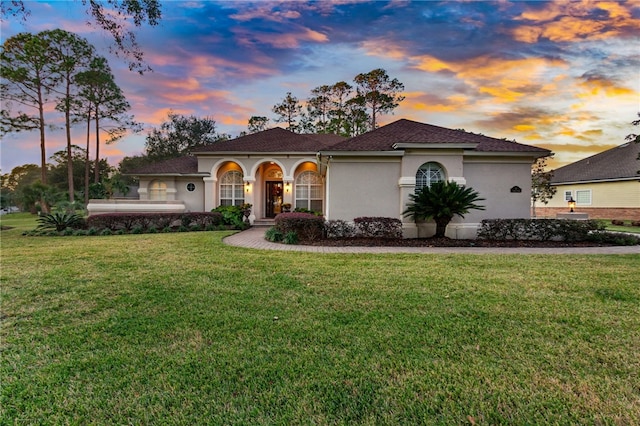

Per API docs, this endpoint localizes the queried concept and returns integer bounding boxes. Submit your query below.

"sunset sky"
[1,0,639,174]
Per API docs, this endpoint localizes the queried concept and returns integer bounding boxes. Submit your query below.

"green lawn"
[1,216,639,424]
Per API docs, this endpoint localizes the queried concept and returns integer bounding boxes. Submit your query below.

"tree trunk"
[38,91,47,185]
[94,114,100,183]
[65,92,75,203]
[84,113,91,205]
[434,217,451,238]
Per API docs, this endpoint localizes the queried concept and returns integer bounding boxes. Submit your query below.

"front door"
[265,181,283,218]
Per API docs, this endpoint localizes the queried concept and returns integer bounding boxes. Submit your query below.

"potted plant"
[241,203,252,223]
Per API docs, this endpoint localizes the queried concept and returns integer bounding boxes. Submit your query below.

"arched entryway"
[262,165,284,218]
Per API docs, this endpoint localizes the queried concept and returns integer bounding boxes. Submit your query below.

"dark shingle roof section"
[130,156,200,175]
[192,127,346,153]
[325,119,550,153]
[551,142,640,183]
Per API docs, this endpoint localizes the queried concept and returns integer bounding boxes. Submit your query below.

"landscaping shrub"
[264,227,284,242]
[283,231,299,245]
[354,217,403,239]
[611,219,625,226]
[36,212,85,232]
[87,212,224,233]
[587,231,640,246]
[274,212,324,241]
[212,204,251,228]
[324,220,357,239]
[632,221,640,227]
[478,219,604,242]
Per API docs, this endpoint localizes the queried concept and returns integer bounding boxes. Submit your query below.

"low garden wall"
[87,199,186,216]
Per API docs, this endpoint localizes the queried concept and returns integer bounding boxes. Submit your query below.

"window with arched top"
[415,162,445,192]
[220,170,244,206]
[295,171,323,212]
[149,180,167,200]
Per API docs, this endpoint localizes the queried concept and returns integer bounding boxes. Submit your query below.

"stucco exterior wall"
[544,180,640,208]
[326,157,402,220]
[462,157,535,221]
[138,177,204,212]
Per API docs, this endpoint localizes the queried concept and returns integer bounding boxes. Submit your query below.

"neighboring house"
[89,119,550,239]
[536,142,640,221]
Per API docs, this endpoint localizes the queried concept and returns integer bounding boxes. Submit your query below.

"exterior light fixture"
[285,182,291,193]
[245,182,251,193]
[568,196,576,213]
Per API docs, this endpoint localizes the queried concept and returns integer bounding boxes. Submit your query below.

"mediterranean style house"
[88,119,550,238]
[536,141,640,221]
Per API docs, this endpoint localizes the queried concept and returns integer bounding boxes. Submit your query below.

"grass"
[1,214,639,424]
[600,219,640,234]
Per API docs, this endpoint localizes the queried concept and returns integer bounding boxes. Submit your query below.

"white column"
[203,177,216,211]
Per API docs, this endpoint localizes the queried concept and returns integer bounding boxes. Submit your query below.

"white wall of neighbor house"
[326,157,402,221]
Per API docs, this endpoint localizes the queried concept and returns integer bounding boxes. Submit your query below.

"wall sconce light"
[245,182,251,193]
[568,196,576,213]
[285,182,291,193]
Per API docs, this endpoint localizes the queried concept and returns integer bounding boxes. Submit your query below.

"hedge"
[477,219,605,242]
[274,212,325,241]
[353,217,403,239]
[86,212,224,232]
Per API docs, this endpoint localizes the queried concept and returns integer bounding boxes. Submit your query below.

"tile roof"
[325,119,550,153]
[551,141,640,183]
[129,155,200,175]
[192,127,345,153]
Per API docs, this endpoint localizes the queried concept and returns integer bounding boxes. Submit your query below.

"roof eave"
[126,172,210,177]
[318,150,405,157]
[392,142,478,150]
[552,176,640,185]
[465,151,550,158]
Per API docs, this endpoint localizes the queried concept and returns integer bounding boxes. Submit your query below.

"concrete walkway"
[223,227,640,255]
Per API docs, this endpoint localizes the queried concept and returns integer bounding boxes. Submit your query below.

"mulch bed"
[299,237,621,248]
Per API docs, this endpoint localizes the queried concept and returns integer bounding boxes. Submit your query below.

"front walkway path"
[223,227,640,255]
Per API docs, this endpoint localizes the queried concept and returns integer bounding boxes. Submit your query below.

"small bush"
[100,228,113,236]
[631,221,640,227]
[88,228,99,236]
[478,219,604,242]
[37,212,85,232]
[587,231,640,246]
[212,205,245,228]
[325,220,357,239]
[283,231,298,245]
[131,225,144,234]
[354,217,403,239]
[147,225,158,234]
[265,227,284,242]
[611,219,625,226]
[275,212,324,241]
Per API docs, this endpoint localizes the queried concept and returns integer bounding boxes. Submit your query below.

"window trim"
[149,180,167,201]
[219,170,245,206]
[575,189,592,206]
[415,162,445,192]
[294,170,323,212]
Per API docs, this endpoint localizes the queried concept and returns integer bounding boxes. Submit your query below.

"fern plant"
[36,212,85,232]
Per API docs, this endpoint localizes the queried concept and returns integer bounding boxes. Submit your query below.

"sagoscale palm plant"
[403,180,485,238]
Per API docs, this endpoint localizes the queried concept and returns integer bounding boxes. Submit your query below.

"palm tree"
[403,180,485,238]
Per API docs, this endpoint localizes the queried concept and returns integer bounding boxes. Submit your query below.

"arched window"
[295,171,323,212]
[416,162,445,191]
[149,180,167,200]
[220,170,244,206]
